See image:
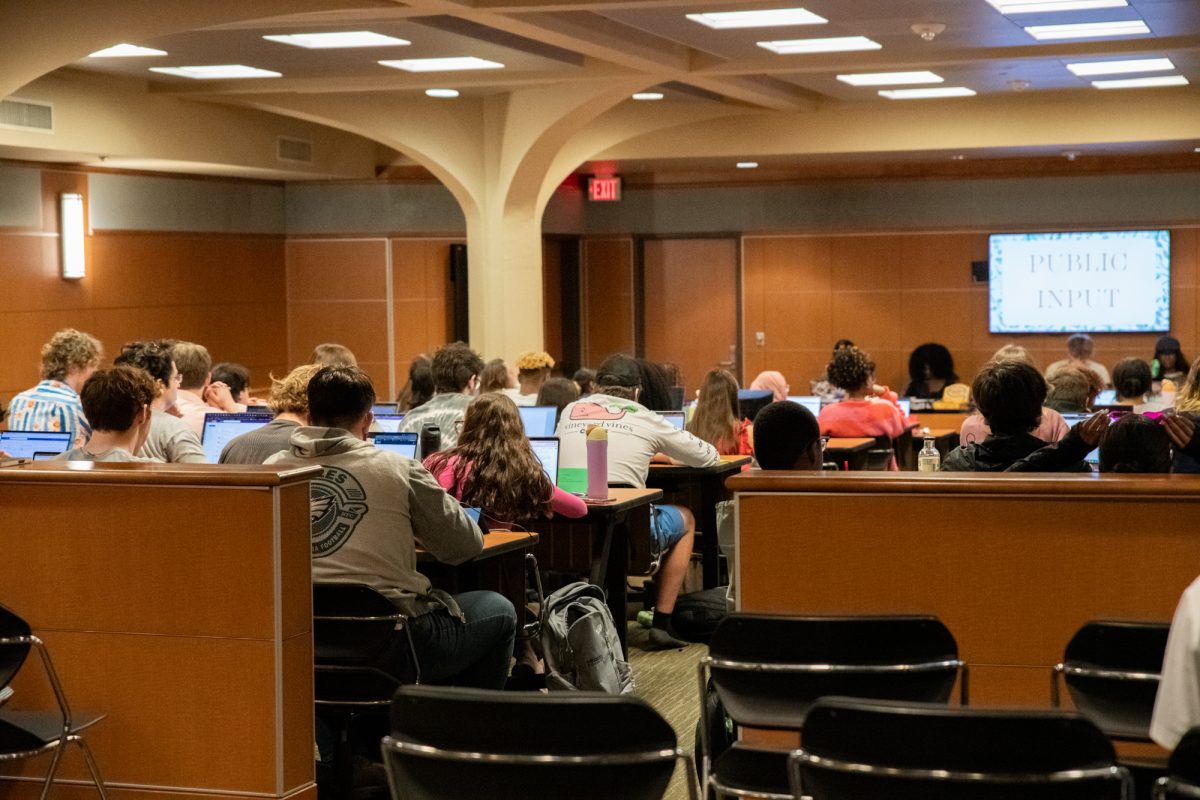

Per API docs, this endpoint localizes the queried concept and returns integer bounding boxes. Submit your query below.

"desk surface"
[648,454,751,476]
[823,437,874,452]
[417,530,539,562]
[582,487,663,512]
[0,460,320,487]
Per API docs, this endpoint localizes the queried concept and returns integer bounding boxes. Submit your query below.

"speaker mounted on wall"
[971,260,989,284]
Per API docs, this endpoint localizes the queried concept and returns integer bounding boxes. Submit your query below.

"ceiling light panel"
[1092,75,1189,89]
[987,0,1127,13]
[879,87,977,99]
[1066,58,1175,76]
[88,43,167,58]
[838,71,944,86]
[263,31,410,49]
[759,36,882,54]
[425,88,460,98]
[686,8,827,29]
[632,92,664,100]
[1025,20,1150,40]
[379,57,504,72]
[149,65,281,79]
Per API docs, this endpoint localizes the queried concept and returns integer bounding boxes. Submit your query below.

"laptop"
[372,402,399,415]
[1060,413,1100,468]
[519,405,557,437]
[787,395,823,417]
[201,412,272,463]
[1095,389,1117,407]
[529,437,560,485]
[0,430,72,460]
[370,431,418,460]
[896,398,912,417]
[372,413,406,433]
[660,410,685,431]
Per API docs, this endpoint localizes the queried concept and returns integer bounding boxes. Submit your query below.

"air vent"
[0,97,54,132]
[277,136,313,164]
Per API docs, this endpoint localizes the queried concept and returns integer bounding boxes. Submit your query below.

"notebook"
[1059,413,1100,467]
[372,413,406,433]
[786,395,823,417]
[529,436,560,484]
[0,430,72,460]
[370,431,418,460]
[201,412,272,463]
[660,410,685,430]
[519,405,557,437]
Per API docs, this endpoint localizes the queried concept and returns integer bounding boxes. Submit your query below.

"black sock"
[653,610,673,630]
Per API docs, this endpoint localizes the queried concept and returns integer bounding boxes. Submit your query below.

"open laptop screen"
[0,430,72,459]
[372,402,399,416]
[519,406,557,437]
[370,431,418,460]
[786,395,823,418]
[529,437,560,484]
[372,413,406,433]
[896,398,911,417]
[660,411,685,431]
[1059,413,1100,467]
[201,413,272,463]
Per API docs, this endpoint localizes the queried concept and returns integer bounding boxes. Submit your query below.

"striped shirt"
[6,380,92,446]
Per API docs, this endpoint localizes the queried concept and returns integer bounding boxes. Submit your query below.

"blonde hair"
[269,364,322,415]
[991,344,1036,368]
[1175,357,1200,413]
[311,343,357,368]
[516,351,555,372]
[41,328,102,381]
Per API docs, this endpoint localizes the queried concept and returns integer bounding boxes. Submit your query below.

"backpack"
[671,586,729,643]
[541,582,633,694]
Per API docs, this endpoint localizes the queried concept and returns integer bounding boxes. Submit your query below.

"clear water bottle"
[918,437,941,472]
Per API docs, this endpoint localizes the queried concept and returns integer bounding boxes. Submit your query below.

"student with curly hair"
[56,366,157,462]
[688,368,752,456]
[816,346,906,445]
[114,340,206,463]
[7,327,103,447]
[904,343,959,400]
[423,392,586,527]
[506,351,555,406]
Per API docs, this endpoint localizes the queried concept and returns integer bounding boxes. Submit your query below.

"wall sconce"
[60,192,85,280]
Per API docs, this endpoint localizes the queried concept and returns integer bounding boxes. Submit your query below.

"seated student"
[688,368,752,456]
[7,328,103,447]
[904,343,959,400]
[397,355,433,411]
[1154,567,1200,749]
[572,367,597,397]
[311,342,358,368]
[753,401,823,470]
[210,362,260,408]
[1112,357,1164,412]
[1153,335,1190,386]
[505,351,555,406]
[266,366,516,689]
[633,358,677,411]
[960,346,1068,444]
[57,366,156,462]
[1047,333,1111,388]
[172,342,245,436]
[220,364,321,464]
[817,346,906,444]
[114,341,206,463]
[943,360,1068,472]
[479,358,514,394]
[810,338,855,403]
[1044,365,1102,414]
[557,354,720,650]
[424,393,586,527]
[1098,413,1173,473]
[536,376,579,424]
[399,342,484,452]
[749,370,790,403]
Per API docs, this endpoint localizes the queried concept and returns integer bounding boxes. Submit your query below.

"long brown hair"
[687,369,740,453]
[423,393,555,520]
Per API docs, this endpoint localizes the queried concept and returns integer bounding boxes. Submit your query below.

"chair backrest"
[707,614,961,730]
[1161,726,1200,797]
[385,685,679,800]
[312,583,410,703]
[0,603,32,693]
[1060,619,1170,741]
[792,697,1128,800]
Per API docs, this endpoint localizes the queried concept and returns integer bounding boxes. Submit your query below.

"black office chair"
[1051,620,1171,741]
[790,697,1132,800]
[1154,726,1200,799]
[313,583,420,798]
[698,613,967,799]
[0,602,108,800]
[383,685,698,800]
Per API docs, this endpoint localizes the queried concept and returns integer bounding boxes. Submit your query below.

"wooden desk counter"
[418,531,540,626]
[729,471,1200,707]
[0,461,321,800]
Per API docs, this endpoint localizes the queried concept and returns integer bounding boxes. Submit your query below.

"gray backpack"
[541,582,634,694]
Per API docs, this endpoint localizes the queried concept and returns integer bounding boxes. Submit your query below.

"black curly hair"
[826,346,875,393]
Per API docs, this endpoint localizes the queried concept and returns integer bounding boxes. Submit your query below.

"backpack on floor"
[671,586,729,644]
[541,582,633,694]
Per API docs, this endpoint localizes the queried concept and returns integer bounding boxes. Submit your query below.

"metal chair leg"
[73,735,109,800]
[38,742,67,800]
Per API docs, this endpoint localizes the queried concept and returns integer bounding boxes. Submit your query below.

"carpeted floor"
[627,622,708,800]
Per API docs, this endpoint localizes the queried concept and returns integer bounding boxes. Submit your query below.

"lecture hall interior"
[2,0,1200,799]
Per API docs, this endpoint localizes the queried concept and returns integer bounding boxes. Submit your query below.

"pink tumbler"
[586,426,609,500]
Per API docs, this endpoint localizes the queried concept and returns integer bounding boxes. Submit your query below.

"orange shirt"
[818,398,906,440]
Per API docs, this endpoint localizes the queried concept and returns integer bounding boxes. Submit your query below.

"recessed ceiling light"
[987,0,1127,13]
[1092,75,1189,89]
[1066,57,1175,76]
[1025,20,1150,40]
[263,31,410,49]
[837,71,943,86]
[425,88,460,98]
[379,57,504,72]
[632,92,665,100]
[737,161,759,169]
[148,65,282,80]
[88,43,167,58]
[759,36,882,54]
[879,87,977,99]
[686,8,827,29]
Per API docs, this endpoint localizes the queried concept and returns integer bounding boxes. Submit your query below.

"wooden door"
[642,238,739,396]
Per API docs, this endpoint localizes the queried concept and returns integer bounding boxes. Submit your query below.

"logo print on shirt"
[310,466,369,557]
[569,402,635,421]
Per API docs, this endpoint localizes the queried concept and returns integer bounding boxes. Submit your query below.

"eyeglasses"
[171,373,183,385]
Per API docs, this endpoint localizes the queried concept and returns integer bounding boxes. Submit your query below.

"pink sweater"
[959,408,1069,445]
[817,398,907,440]
[423,453,587,521]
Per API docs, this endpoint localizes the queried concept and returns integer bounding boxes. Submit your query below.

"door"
[641,238,740,397]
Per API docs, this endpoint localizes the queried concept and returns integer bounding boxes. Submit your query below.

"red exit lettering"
[588,176,622,202]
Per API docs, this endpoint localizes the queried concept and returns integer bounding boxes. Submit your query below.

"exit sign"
[588,176,622,202]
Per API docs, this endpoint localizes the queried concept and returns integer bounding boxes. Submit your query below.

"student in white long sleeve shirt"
[557,354,720,650]
[1152,576,1200,749]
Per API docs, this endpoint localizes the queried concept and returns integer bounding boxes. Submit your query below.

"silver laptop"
[529,437,560,485]
[201,412,272,463]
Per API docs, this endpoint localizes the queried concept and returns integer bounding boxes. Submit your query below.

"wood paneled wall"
[580,237,635,367]
[0,169,289,402]
[743,229,1199,393]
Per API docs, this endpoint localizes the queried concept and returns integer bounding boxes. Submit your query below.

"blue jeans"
[404,590,517,690]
